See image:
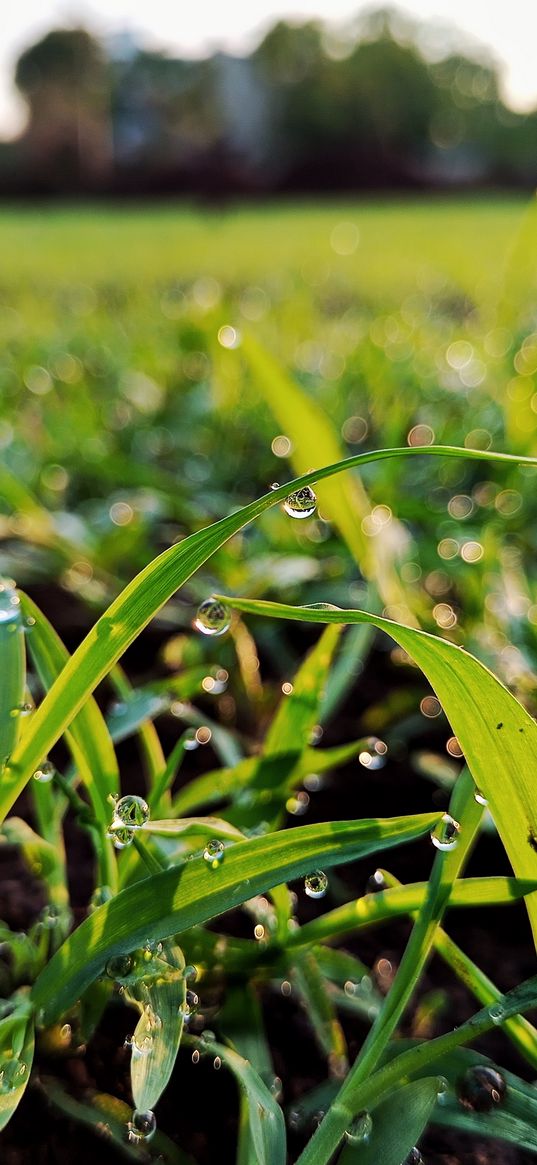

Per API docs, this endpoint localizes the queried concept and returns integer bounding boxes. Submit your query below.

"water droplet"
[459,1064,506,1111]
[127,1109,156,1144]
[213,1056,222,1070]
[179,989,199,1022]
[106,953,134,980]
[107,821,135,849]
[345,1111,373,1145]
[430,813,460,851]
[489,1002,505,1025]
[304,870,328,899]
[60,1023,72,1044]
[184,964,198,982]
[270,1076,283,1101]
[283,486,317,519]
[404,1150,425,1165]
[114,795,150,829]
[436,1077,450,1105]
[192,1048,200,1064]
[131,1034,153,1058]
[194,598,231,637]
[32,760,55,783]
[474,787,489,806]
[358,737,388,769]
[204,839,225,868]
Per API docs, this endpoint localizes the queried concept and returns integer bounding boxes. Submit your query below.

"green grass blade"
[215,595,537,944]
[128,939,186,1113]
[5,443,537,822]
[187,1032,286,1165]
[0,582,25,771]
[0,1002,34,1131]
[31,812,441,1023]
[337,1077,439,1165]
[20,593,119,821]
[230,624,341,829]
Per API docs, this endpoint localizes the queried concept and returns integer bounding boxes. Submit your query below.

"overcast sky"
[3,0,537,137]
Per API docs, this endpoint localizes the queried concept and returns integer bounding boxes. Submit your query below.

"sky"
[3,0,537,138]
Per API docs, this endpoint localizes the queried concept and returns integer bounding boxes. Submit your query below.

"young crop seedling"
[2,437,537,1165]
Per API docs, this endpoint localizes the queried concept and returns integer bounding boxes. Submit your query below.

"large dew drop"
[114,794,150,829]
[204,839,225,868]
[194,598,231,637]
[127,1109,157,1144]
[33,760,55,783]
[459,1064,506,1111]
[430,813,460,852]
[345,1110,373,1145]
[105,953,134,980]
[283,486,317,519]
[304,870,328,899]
[107,794,150,849]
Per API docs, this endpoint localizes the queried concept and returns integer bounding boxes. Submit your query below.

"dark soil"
[1,584,536,1163]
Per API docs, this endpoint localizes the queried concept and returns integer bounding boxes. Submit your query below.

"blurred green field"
[3,195,537,698]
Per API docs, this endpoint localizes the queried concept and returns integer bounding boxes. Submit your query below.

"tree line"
[5,8,537,197]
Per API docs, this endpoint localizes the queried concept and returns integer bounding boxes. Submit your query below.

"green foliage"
[3,201,537,1164]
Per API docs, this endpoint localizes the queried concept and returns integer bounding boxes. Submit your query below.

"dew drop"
[114,795,150,829]
[127,1109,156,1144]
[194,598,231,637]
[489,1002,505,1025]
[105,953,134,980]
[459,1064,506,1111]
[184,964,198,982]
[192,1048,200,1064]
[283,486,317,519]
[345,1110,373,1145]
[213,1055,222,1070]
[286,791,310,816]
[204,839,225,868]
[304,870,328,899]
[179,989,199,1022]
[474,787,489,806]
[430,813,460,852]
[106,822,135,849]
[404,1149,425,1165]
[270,1076,283,1101]
[436,1077,450,1105]
[366,869,387,893]
[32,760,55,783]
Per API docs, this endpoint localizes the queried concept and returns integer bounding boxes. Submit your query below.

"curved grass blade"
[127,939,186,1113]
[187,1032,286,1165]
[20,592,118,822]
[40,1075,192,1163]
[426,1046,537,1153]
[0,581,25,771]
[337,1076,439,1165]
[215,595,537,943]
[31,812,441,1023]
[0,1000,34,1131]
[5,444,537,821]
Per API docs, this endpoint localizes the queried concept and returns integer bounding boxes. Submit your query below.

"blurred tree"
[15,29,112,189]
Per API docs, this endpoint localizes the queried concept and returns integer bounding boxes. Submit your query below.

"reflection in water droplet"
[436,1077,450,1105]
[283,486,317,519]
[345,1110,373,1145]
[304,870,328,899]
[474,787,488,806]
[33,760,55,783]
[204,839,225,868]
[106,953,134,980]
[430,814,460,852]
[489,1002,505,1025]
[194,598,231,637]
[127,1109,157,1144]
[114,795,150,829]
[459,1064,506,1111]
